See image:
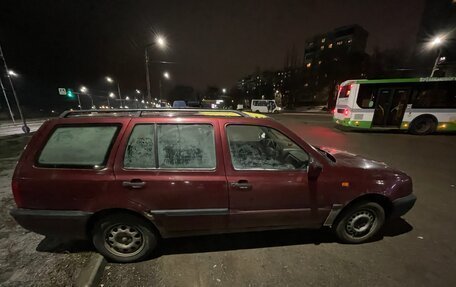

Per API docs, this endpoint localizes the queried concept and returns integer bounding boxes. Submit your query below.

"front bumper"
[390,194,417,219]
[10,208,93,239]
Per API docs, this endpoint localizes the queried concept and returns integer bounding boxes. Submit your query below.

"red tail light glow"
[344,108,350,117]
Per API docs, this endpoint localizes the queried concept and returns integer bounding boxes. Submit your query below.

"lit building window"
[347,39,352,43]
[320,46,324,50]
[321,38,326,43]
[328,43,333,48]
[306,63,311,68]
[337,41,343,45]
[318,60,322,65]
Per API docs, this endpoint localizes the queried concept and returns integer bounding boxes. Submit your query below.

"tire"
[409,116,436,135]
[333,201,385,244]
[254,110,261,113]
[92,213,158,263]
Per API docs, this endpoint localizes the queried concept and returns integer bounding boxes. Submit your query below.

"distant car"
[251,99,281,113]
[172,100,187,108]
[10,108,416,263]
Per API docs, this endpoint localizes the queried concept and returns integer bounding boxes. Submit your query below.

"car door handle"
[230,181,252,191]
[122,180,146,189]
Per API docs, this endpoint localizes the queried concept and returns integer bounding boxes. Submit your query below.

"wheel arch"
[334,193,393,225]
[86,208,162,238]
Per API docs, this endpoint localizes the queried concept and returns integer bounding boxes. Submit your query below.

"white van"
[251,99,281,113]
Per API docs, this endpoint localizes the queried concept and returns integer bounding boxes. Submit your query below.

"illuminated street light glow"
[106,76,113,83]
[109,92,115,98]
[430,35,445,48]
[141,100,145,104]
[125,96,130,100]
[222,88,227,94]
[80,86,87,93]
[163,71,170,79]
[8,70,18,77]
[155,35,167,49]
[135,89,141,94]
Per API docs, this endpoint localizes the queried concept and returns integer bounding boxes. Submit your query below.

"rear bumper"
[390,194,417,219]
[10,208,93,239]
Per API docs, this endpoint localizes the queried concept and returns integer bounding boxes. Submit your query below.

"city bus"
[333,77,456,134]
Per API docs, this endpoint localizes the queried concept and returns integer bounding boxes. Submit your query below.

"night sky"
[0,0,425,110]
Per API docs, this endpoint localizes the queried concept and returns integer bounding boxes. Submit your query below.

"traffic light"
[67,88,75,98]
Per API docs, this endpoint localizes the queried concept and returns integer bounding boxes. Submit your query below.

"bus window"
[413,82,456,108]
[338,85,351,98]
[356,85,376,108]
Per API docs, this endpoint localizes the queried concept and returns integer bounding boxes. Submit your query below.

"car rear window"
[37,125,119,168]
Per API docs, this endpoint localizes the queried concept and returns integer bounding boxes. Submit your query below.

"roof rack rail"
[59,108,251,118]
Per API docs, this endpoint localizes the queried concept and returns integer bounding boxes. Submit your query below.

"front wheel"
[333,202,385,244]
[92,213,158,263]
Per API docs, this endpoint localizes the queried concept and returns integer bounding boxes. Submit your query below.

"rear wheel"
[334,202,385,244]
[92,213,158,263]
[409,116,436,135]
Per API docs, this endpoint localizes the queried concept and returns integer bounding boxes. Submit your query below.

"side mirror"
[307,158,323,180]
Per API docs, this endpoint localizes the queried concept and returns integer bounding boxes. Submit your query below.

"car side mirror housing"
[308,158,323,180]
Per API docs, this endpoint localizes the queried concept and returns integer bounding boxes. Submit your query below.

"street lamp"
[106,76,123,107]
[429,35,446,77]
[145,34,168,102]
[222,88,227,94]
[107,92,115,108]
[159,71,171,100]
[8,70,18,77]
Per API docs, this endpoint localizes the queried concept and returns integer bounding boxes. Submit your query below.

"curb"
[75,253,107,287]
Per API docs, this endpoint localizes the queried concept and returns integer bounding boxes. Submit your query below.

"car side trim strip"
[323,204,344,227]
[150,208,229,216]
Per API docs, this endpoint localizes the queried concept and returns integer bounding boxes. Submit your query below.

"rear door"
[113,117,228,234]
[16,118,129,211]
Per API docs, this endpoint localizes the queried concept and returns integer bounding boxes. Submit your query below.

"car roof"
[59,109,272,120]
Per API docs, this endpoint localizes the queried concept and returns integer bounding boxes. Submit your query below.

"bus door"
[373,88,411,127]
[372,89,393,127]
[387,88,411,127]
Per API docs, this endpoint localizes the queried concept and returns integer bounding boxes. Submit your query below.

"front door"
[387,88,411,127]
[221,124,319,230]
[113,118,228,234]
[372,88,393,127]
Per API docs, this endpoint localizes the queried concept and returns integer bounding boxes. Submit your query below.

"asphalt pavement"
[99,113,456,287]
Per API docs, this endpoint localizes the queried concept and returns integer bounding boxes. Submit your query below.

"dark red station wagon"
[10,109,416,262]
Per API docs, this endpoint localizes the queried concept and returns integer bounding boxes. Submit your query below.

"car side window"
[157,124,216,169]
[124,124,155,169]
[38,125,119,168]
[226,125,309,170]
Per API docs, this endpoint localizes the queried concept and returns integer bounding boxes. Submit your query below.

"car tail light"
[11,179,23,207]
[344,108,350,117]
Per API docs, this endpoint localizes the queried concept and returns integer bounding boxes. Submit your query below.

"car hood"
[318,146,391,170]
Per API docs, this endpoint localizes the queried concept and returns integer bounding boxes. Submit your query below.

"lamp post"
[80,86,94,109]
[107,92,115,108]
[106,76,123,108]
[145,35,167,102]
[0,76,15,123]
[0,42,28,132]
[429,35,445,77]
[159,71,170,100]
